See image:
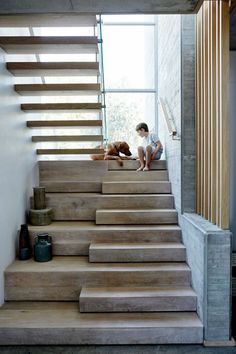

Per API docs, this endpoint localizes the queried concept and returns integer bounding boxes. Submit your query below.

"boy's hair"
[136,122,149,132]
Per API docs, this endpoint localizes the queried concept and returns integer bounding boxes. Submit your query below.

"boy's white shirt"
[141,132,159,148]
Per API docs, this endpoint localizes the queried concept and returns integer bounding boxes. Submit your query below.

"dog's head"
[115,141,132,156]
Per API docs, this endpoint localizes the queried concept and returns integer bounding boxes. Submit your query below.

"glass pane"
[103,25,154,89]
[106,93,155,155]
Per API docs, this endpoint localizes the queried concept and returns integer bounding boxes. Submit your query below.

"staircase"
[0,14,105,157]
[0,160,203,345]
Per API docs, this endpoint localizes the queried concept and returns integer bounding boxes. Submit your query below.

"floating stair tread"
[0,36,98,54]
[27,120,102,128]
[103,170,169,181]
[102,181,171,194]
[23,103,102,112]
[89,242,185,262]
[7,62,100,77]
[36,148,104,155]
[32,135,103,142]
[5,256,189,273]
[15,83,101,96]
[80,286,196,298]
[0,14,97,27]
[28,221,181,232]
[108,160,167,170]
[0,302,203,344]
[90,242,185,250]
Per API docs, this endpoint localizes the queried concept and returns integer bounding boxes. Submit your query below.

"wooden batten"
[196,0,229,229]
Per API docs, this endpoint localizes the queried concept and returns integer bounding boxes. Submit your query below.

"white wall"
[230,51,236,250]
[156,15,182,213]
[0,48,38,305]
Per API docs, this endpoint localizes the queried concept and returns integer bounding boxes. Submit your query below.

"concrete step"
[5,257,191,301]
[44,194,174,221]
[79,286,197,312]
[108,160,167,170]
[96,209,178,225]
[102,181,171,194]
[89,242,186,262]
[0,302,203,345]
[103,170,169,181]
[28,222,182,256]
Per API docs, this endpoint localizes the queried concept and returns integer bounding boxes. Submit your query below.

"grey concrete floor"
[0,346,236,354]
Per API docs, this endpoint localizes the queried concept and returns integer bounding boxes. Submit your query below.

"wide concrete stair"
[0,160,203,344]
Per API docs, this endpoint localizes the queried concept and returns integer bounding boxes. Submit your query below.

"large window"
[102,15,156,154]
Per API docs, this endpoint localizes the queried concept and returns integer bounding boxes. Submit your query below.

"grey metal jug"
[34,233,52,262]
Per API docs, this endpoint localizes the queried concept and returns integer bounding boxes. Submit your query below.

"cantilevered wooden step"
[36,148,104,155]
[0,36,98,54]
[79,286,197,312]
[7,62,99,77]
[89,242,186,263]
[0,14,97,27]
[43,193,174,220]
[28,222,182,256]
[5,257,191,301]
[103,170,169,181]
[15,83,101,96]
[27,120,102,128]
[32,135,103,142]
[96,209,178,225]
[108,160,167,170]
[0,302,203,345]
[23,103,102,113]
[102,181,171,194]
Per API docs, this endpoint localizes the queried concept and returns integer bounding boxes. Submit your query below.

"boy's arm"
[151,140,162,160]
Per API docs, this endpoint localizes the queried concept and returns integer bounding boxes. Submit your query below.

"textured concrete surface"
[0,345,236,354]
[181,213,232,342]
[0,0,202,15]
[181,15,196,213]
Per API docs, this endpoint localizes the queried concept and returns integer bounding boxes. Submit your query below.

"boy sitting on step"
[136,122,163,171]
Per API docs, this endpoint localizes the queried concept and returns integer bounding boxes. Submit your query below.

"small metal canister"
[34,233,52,262]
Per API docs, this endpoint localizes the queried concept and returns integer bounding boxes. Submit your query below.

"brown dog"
[90,141,132,165]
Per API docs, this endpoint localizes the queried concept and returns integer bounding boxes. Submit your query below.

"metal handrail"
[97,15,108,149]
[158,97,180,140]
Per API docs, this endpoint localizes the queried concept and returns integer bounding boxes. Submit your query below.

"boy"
[136,122,163,171]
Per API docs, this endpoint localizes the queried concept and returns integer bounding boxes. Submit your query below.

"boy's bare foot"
[137,166,144,171]
[143,166,150,171]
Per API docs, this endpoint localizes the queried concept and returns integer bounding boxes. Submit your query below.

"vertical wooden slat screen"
[196,0,229,229]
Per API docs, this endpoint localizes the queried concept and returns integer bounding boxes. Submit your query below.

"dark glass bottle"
[19,224,31,260]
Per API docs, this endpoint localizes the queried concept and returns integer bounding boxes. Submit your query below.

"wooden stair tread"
[80,286,196,298]
[36,148,104,155]
[96,208,177,212]
[7,62,100,77]
[0,14,97,27]
[0,302,203,344]
[27,120,102,128]
[15,83,101,96]
[28,221,181,231]
[0,36,98,54]
[108,160,167,170]
[102,181,171,194]
[90,242,185,250]
[5,256,190,273]
[32,135,103,142]
[103,170,169,181]
[23,103,102,112]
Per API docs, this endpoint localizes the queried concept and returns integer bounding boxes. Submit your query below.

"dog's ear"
[114,141,122,150]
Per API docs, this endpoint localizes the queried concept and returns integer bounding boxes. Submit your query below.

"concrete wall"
[0,48,37,305]
[230,51,236,251]
[181,15,196,213]
[181,214,232,342]
[156,15,182,213]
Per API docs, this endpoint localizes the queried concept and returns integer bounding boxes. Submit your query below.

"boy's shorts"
[142,146,163,160]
